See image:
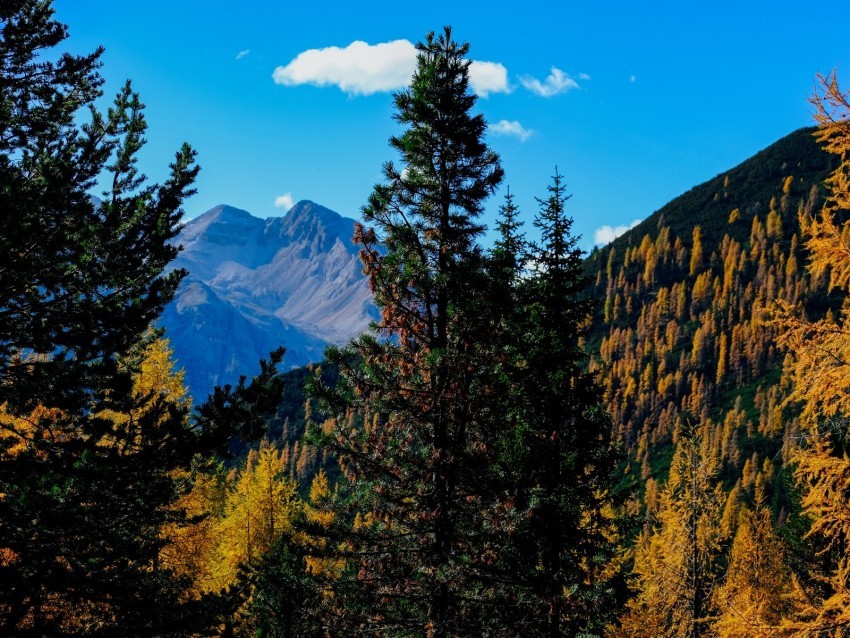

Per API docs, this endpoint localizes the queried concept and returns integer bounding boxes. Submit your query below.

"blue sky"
[57,1,847,250]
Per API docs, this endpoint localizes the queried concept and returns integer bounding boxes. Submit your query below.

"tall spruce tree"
[311,27,504,637]
[489,173,621,636]
[0,2,284,634]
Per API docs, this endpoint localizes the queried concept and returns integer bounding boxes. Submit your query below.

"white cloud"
[490,119,533,142]
[272,39,418,96]
[468,60,510,97]
[520,67,579,97]
[579,72,591,81]
[594,219,641,246]
[273,39,510,97]
[274,193,295,210]
[236,49,250,60]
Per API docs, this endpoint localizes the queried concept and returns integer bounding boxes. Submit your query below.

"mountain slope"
[585,126,837,493]
[160,201,376,399]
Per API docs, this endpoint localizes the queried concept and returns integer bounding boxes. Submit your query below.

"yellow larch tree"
[303,469,345,580]
[774,71,850,423]
[690,225,704,276]
[616,432,728,638]
[712,504,801,637]
[159,462,230,595]
[207,441,300,592]
[96,333,191,451]
[772,71,850,636]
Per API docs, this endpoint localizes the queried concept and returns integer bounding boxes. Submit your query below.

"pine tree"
[496,173,621,636]
[310,27,505,637]
[0,3,285,634]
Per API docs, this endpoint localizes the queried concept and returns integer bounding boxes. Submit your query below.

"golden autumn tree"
[617,432,727,638]
[690,225,704,276]
[0,336,205,632]
[160,463,230,595]
[772,71,850,636]
[207,441,300,592]
[774,71,850,422]
[303,469,344,580]
[0,329,285,632]
[712,505,801,637]
[97,334,191,432]
[241,467,338,638]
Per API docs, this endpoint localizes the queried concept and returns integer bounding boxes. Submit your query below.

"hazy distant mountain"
[160,201,376,399]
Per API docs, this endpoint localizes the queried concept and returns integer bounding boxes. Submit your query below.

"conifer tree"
[0,3,285,634]
[772,71,850,636]
[495,173,621,636]
[619,433,727,638]
[712,505,800,638]
[311,27,505,637]
[244,469,343,638]
[210,442,299,591]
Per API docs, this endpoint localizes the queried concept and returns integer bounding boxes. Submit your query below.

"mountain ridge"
[601,127,831,256]
[160,200,376,399]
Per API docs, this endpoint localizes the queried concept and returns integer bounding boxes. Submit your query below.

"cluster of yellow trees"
[0,336,336,633]
[598,72,850,636]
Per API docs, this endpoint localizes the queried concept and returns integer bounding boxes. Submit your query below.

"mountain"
[160,201,376,399]
[585,126,836,482]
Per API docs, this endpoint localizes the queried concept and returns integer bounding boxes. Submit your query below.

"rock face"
[160,201,375,399]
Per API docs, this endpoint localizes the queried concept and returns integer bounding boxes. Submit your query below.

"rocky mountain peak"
[160,201,376,399]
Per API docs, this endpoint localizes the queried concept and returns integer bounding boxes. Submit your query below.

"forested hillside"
[582,125,845,634]
[587,126,835,484]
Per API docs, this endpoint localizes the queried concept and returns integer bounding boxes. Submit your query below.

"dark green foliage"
[0,3,284,634]
[310,27,507,637]
[307,38,621,633]
[486,174,621,636]
[265,363,340,445]
[240,537,325,638]
[0,1,195,416]
[196,346,287,456]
